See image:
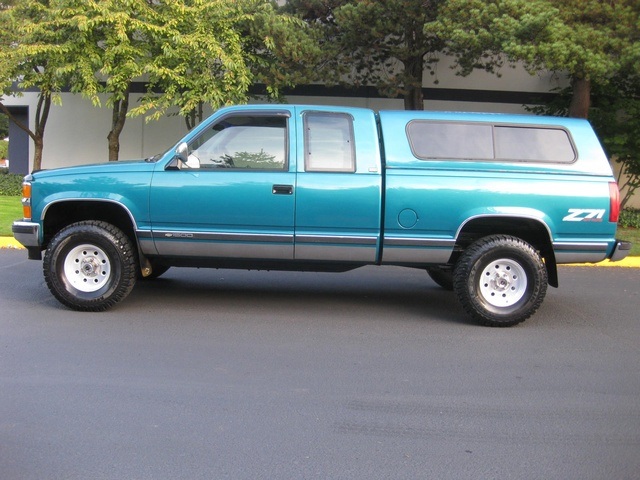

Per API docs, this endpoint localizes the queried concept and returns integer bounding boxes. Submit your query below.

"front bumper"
[12,221,40,247]
[610,240,632,262]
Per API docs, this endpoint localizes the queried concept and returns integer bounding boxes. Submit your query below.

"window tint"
[187,115,287,170]
[494,126,575,162]
[304,112,355,172]
[407,121,576,163]
[407,121,494,160]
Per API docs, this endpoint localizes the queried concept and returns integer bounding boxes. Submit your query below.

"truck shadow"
[129,266,471,326]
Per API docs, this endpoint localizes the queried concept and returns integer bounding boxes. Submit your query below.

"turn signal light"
[21,181,32,220]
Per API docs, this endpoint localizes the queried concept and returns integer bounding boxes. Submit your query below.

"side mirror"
[175,142,189,164]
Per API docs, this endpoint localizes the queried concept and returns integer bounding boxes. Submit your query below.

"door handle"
[272,184,293,195]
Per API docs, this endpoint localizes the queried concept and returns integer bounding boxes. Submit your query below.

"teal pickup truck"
[12,104,631,326]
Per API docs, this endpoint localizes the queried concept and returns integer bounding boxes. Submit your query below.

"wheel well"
[42,201,137,250]
[453,217,558,287]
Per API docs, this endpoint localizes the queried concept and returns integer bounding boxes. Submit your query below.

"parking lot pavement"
[2,248,640,480]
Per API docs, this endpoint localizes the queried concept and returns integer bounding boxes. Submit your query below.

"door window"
[187,115,287,170]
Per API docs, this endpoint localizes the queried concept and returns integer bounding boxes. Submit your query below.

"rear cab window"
[303,112,356,172]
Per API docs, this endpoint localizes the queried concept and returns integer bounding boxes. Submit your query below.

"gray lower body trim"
[382,237,455,265]
[553,242,608,264]
[294,234,378,262]
[150,230,294,259]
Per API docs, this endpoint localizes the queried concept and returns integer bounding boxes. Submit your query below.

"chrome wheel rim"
[63,244,111,293]
[478,258,527,308]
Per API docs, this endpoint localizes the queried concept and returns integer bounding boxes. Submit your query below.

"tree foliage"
[541,0,638,118]
[438,0,639,118]
[127,0,253,125]
[0,0,316,168]
[130,0,317,129]
[287,0,575,111]
[590,81,640,210]
[287,0,451,110]
[23,0,161,161]
[0,0,85,171]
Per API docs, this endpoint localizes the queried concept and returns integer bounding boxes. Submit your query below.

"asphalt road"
[1,249,639,480]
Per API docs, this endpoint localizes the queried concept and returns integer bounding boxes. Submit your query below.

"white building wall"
[432,57,567,94]
[2,93,191,168]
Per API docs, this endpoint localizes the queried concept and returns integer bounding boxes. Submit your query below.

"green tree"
[1,0,314,165]
[245,2,323,101]
[543,0,637,119]
[438,0,639,118]
[430,0,562,77]
[0,0,84,171]
[287,0,449,110]
[50,0,161,160]
[130,0,315,129]
[594,83,640,210]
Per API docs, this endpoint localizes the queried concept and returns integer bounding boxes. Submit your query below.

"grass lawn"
[619,227,640,256]
[0,196,22,236]
[1,194,639,256]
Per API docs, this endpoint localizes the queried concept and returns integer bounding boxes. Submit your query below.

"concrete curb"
[567,258,640,268]
[0,237,24,250]
[1,235,638,267]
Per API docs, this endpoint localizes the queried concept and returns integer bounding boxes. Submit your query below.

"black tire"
[453,235,548,327]
[426,266,454,291]
[43,221,137,311]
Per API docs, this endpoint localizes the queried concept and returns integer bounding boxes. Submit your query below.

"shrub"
[0,169,23,196]
[619,208,640,229]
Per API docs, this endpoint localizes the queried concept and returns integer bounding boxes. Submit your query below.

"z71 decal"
[562,209,605,222]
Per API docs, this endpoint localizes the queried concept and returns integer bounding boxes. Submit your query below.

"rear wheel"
[43,221,137,311]
[453,235,547,327]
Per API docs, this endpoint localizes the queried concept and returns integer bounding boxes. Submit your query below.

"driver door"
[149,110,296,260]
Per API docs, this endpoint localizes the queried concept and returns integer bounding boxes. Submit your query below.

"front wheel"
[43,221,137,311]
[453,235,548,327]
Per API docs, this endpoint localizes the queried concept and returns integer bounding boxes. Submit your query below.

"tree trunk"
[32,92,51,172]
[107,89,130,162]
[185,102,204,131]
[402,48,425,110]
[404,83,424,111]
[32,136,44,172]
[568,77,591,119]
